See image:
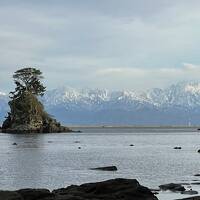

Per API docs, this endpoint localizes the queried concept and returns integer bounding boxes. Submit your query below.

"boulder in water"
[90,166,118,171]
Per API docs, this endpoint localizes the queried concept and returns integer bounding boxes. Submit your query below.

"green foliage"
[2,67,68,133]
[10,67,46,98]
[9,91,44,125]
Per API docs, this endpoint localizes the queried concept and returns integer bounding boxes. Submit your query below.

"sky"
[1,0,200,92]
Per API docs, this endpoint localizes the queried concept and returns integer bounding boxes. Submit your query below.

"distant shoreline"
[1,125,199,133]
[67,125,200,131]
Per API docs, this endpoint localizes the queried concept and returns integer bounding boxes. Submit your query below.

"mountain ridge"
[1,81,200,125]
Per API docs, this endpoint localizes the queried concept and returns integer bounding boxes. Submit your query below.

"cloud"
[94,63,200,90]
[1,1,200,91]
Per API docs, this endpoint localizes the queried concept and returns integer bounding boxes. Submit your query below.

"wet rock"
[90,166,118,171]
[194,174,200,176]
[16,189,55,200]
[72,130,82,133]
[159,183,185,192]
[0,179,158,200]
[174,147,182,149]
[53,178,158,200]
[181,190,198,195]
[0,191,22,200]
[191,182,200,185]
[17,188,55,200]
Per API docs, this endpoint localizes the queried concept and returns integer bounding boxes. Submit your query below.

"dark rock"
[78,147,81,149]
[191,182,200,185]
[72,130,82,133]
[0,179,157,200]
[129,144,134,146]
[90,166,118,171]
[53,178,158,200]
[181,190,198,195]
[198,149,200,153]
[174,147,182,149]
[12,143,17,145]
[0,191,22,200]
[194,174,200,176]
[159,183,185,192]
[17,188,55,200]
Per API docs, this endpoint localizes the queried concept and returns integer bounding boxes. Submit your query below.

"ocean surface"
[0,127,200,200]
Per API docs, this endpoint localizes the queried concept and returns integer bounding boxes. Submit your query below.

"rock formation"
[0,178,158,200]
[2,67,71,133]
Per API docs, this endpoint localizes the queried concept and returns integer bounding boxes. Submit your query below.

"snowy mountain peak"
[2,81,200,125]
[184,83,200,93]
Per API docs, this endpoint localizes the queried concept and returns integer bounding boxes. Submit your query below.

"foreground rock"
[90,165,118,171]
[159,183,185,192]
[0,178,158,200]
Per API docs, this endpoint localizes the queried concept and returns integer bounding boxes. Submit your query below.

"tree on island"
[10,68,46,98]
[2,67,71,133]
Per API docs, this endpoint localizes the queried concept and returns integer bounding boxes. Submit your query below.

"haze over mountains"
[1,81,200,126]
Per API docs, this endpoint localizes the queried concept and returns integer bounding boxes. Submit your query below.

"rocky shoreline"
[0,126,73,133]
[1,178,200,200]
[0,178,158,200]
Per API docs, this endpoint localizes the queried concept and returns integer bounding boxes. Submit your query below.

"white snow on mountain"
[1,81,200,125]
[41,81,200,109]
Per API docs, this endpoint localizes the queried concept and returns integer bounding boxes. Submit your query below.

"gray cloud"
[1,0,200,92]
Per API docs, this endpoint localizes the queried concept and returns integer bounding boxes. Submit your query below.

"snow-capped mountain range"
[1,81,200,125]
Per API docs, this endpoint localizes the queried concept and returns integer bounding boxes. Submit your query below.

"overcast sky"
[1,0,200,92]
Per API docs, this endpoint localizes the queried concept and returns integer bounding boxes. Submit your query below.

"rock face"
[54,178,158,200]
[0,178,158,200]
[159,183,185,192]
[2,91,71,133]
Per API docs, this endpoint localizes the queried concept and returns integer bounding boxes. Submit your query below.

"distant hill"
[1,81,200,125]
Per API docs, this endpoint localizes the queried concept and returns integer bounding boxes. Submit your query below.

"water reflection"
[3,134,46,189]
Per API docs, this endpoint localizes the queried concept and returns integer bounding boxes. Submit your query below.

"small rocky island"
[1,67,71,133]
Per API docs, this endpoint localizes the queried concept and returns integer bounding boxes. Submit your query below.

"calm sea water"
[0,127,200,200]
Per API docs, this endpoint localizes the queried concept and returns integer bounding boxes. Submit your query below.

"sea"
[0,127,200,200]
